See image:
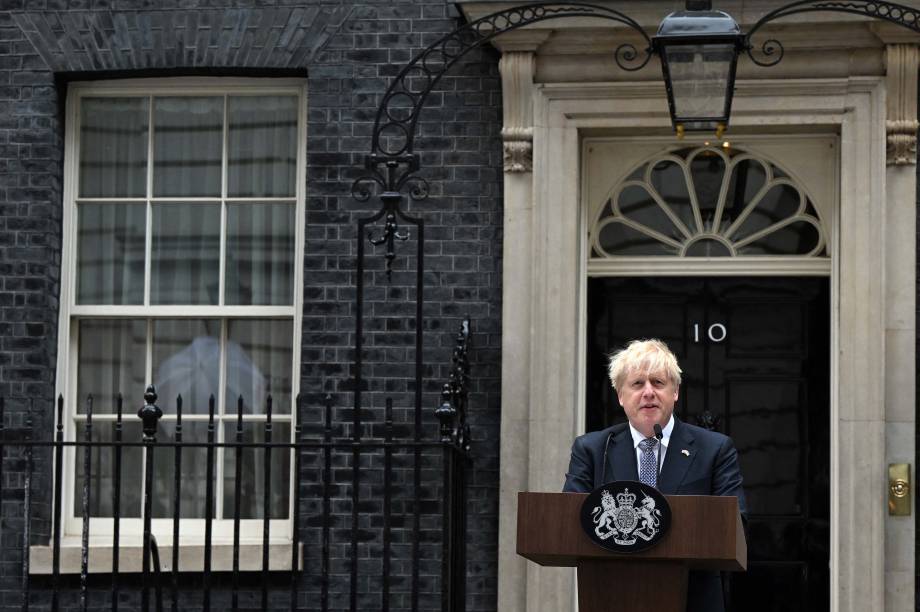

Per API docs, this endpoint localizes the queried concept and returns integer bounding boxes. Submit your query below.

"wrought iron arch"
[745,0,920,66]
[368,4,652,159]
[352,2,656,274]
[354,0,920,272]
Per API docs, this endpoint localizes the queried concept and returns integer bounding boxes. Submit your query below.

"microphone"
[653,423,664,487]
[600,423,627,486]
[600,432,613,485]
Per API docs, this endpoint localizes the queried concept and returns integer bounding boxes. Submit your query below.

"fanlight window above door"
[589,146,827,258]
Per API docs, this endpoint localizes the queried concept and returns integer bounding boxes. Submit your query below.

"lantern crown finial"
[656,9,741,38]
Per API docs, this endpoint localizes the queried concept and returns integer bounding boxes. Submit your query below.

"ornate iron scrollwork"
[370,3,652,161]
[353,155,426,276]
[366,206,410,278]
[746,37,785,67]
[614,42,654,72]
[745,0,920,65]
[357,3,654,267]
[358,0,920,267]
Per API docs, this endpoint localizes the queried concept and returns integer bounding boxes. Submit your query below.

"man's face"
[616,369,678,438]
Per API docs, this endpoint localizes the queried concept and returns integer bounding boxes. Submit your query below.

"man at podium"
[562,339,747,612]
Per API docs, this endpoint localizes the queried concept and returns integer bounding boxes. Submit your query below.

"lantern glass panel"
[664,43,735,124]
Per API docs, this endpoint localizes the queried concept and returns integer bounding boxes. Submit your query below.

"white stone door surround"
[495,73,916,612]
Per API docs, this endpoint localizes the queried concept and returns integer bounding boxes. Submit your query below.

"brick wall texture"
[0,1,502,611]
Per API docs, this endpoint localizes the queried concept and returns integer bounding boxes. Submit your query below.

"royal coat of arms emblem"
[579,481,671,553]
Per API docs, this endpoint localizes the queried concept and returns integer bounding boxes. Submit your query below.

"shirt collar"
[628,414,675,449]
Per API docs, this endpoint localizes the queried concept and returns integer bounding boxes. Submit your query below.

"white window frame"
[54,77,307,548]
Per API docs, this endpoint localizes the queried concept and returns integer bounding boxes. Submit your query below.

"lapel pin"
[681,449,690,457]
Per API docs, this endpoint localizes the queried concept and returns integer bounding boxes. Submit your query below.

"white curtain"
[76,203,145,304]
[225,203,295,305]
[79,97,148,198]
[153,97,222,197]
[228,96,297,197]
[150,203,221,304]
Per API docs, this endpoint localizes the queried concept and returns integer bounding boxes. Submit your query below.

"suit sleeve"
[562,435,594,493]
[712,435,747,520]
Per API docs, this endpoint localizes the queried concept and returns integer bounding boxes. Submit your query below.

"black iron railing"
[0,324,471,612]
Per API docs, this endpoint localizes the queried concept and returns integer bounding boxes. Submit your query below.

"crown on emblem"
[616,488,636,506]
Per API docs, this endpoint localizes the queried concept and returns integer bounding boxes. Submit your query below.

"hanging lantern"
[653,8,745,135]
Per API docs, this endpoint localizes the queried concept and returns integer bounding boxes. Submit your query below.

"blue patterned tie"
[639,437,658,487]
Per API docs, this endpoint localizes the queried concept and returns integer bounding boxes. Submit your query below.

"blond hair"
[608,339,682,390]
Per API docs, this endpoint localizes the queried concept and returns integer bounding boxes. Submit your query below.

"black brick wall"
[301,2,501,609]
[0,8,63,591]
[0,1,502,611]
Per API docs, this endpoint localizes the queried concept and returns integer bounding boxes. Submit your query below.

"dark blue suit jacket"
[562,418,747,612]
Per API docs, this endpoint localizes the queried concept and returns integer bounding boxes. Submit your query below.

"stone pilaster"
[883,41,918,612]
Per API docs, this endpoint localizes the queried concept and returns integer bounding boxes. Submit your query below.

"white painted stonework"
[460,2,919,611]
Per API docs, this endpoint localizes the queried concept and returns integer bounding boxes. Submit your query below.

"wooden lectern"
[516,492,746,612]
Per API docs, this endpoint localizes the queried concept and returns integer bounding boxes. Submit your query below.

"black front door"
[586,276,829,612]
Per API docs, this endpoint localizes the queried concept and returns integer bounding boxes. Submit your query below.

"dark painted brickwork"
[0,1,501,611]
[0,8,61,595]
[301,1,501,610]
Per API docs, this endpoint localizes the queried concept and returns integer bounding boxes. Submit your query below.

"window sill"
[29,539,301,575]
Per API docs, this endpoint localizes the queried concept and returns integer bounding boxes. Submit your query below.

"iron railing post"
[202,395,216,612]
[50,395,64,612]
[138,386,163,612]
[21,404,32,612]
[79,396,94,612]
[170,395,183,612]
[321,393,332,612]
[382,397,393,612]
[261,396,273,610]
[112,395,124,612]
[290,394,304,612]
[231,396,244,612]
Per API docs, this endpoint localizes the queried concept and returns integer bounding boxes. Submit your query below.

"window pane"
[597,221,676,256]
[151,203,220,305]
[722,159,768,227]
[616,188,683,242]
[222,422,291,519]
[228,96,297,197]
[685,238,732,257]
[77,203,146,305]
[74,421,143,517]
[79,97,148,198]
[226,319,293,415]
[739,221,822,256]
[689,152,726,223]
[732,184,802,242]
[152,421,212,518]
[649,159,695,232]
[152,319,221,415]
[153,97,222,197]
[225,203,295,305]
[77,319,147,414]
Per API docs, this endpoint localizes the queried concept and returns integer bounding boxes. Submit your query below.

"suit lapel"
[607,426,638,484]
[658,418,696,493]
